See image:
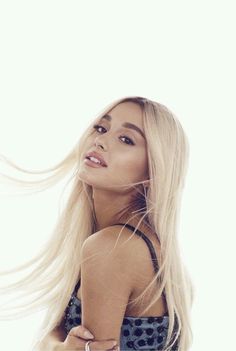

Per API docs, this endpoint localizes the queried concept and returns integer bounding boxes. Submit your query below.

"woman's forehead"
[104,101,144,127]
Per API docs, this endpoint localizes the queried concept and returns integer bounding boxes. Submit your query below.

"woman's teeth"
[88,156,101,164]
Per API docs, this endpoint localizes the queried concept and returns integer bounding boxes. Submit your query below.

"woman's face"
[78,101,149,194]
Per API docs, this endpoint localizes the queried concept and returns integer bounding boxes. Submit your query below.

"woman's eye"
[120,136,134,145]
[93,124,106,133]
[92,124,135,146]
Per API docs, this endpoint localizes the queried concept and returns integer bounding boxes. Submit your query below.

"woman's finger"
[71,324,95,340]
[68,325,119,350]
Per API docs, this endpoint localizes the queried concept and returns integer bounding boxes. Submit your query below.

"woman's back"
[63,223,179,350]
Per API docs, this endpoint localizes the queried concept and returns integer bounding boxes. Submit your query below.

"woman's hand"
[58,325,119,351]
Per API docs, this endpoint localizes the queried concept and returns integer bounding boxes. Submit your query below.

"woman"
[0,96,194,351]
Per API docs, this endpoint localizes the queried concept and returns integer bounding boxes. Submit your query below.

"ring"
[85,340,93,351]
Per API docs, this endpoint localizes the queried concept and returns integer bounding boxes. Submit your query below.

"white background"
[0,1,235,350]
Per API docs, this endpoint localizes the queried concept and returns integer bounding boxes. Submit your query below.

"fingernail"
[84,331,94,338]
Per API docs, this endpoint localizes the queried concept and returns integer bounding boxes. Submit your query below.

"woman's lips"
[84,158,107,168]
[85,151,107,166]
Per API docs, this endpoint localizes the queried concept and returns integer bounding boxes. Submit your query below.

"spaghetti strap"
[73,278,81,294]
[73,222,159,295]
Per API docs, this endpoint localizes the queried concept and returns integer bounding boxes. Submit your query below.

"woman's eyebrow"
[100,114,146,140]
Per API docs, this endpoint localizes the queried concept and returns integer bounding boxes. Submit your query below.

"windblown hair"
[0,96,194,351]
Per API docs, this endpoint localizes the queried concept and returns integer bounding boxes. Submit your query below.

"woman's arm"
[36,324,119,351]
[80,227,137,343]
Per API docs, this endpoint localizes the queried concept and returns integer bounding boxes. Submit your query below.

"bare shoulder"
[82,224,157,278]
[80,225,148,340]
[83,225,149,259]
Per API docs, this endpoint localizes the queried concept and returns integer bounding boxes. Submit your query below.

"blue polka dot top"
[63,223,179,350]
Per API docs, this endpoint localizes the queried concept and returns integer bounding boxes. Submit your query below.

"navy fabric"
[62,223,179,350]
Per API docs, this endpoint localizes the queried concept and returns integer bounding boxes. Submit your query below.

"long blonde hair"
[0,96,194,351]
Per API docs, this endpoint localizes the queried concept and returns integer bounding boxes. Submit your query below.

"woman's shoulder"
[85,224,146,253]
[85,222,160,268]
[83,224,155,270]
[81,222,162,299]
[81,225,148,290]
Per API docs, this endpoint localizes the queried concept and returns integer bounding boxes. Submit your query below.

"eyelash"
[92,124,135,146]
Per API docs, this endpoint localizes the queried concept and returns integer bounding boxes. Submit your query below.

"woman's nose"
[94,137,106,150]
